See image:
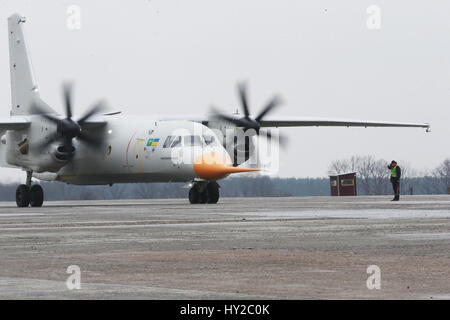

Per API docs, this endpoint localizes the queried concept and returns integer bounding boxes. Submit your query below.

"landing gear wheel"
[30,184,44,207]
[16,184,31,207]
[189,186,207,204]
[206,182,219,204]
[189,187,200,204]
[189,182,220,204]
[199,190,208,204]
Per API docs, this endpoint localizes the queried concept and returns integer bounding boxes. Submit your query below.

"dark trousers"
[391,178,400,200]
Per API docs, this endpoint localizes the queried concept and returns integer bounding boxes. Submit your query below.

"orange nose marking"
[193,152,259,180]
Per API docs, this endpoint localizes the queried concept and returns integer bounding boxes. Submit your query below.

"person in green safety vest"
[387,160,401,201]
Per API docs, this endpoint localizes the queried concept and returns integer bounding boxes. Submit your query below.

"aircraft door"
[160,135,183,170]
[131,137,145,173]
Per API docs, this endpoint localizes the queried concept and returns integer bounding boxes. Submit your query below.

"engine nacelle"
[31,144,76,172]
[32,144,76,172]
[5,139,76,173]
[53,145,76,162]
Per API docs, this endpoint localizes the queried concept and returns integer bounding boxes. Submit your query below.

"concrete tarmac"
[0,195,449,299]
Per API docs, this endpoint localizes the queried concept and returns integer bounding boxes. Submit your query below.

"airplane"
[0,13,430,207]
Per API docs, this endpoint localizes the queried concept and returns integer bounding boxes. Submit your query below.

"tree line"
[0,177,329,201]
[0,156,449,201]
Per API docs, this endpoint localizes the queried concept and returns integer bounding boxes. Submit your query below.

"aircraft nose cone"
[193,152,259,180]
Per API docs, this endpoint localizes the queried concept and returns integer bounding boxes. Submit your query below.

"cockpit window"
[170,136,182,148]
[183,135,203,147]
[203,135,215,146]
[163,136,175,148]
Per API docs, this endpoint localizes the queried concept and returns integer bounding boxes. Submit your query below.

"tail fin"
[8,13,55,116]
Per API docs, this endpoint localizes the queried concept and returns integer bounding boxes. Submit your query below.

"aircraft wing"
[0,117,30,130]
[80,116,108,129]
[159,115,209,124]
[258,117,431,131]
[159,115,430,131]
[0,116,105,131]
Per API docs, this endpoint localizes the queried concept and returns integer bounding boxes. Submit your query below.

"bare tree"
[434,158,450,193]
[134,183,154,199]
[107,184,127,199]
[328,155,359,175]
[329,155,391,195]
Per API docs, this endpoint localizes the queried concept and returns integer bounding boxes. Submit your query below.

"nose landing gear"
[15,171,44,207]
[188,181,220,204]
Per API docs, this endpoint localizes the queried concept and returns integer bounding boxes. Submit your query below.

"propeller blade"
[259,129,288,148]
[63,136,74,149]
[77,131,104,148]
[34,132,60,150]
[237,83,250,118]
[31,102,61,125]
[63,83,73,119]
[211,108,243,126]
[255,95,282,123]
[78,101,106,125]
[31,81,109,158]
[213,112,237,124]
[40,113,61,125]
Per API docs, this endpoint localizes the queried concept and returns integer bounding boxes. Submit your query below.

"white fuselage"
[5,114,228,185]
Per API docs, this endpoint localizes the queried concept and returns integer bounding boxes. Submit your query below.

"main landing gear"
[189,181,220,204]
[16,171,44,207]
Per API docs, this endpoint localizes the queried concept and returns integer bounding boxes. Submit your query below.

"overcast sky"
[0,0,449,182]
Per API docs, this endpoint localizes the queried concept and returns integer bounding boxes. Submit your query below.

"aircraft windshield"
[170,136,182,148]
[183,135,203,147]
[203,135,216,146]
[163,136,175,148]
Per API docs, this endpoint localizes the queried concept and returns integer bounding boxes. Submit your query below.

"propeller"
[33,83,106,152]
[212,83,287,146]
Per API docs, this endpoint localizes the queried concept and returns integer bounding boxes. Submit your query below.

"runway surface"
[0,195,449,299]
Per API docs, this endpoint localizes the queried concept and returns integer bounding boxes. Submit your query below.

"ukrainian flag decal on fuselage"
[147,138,160,147]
